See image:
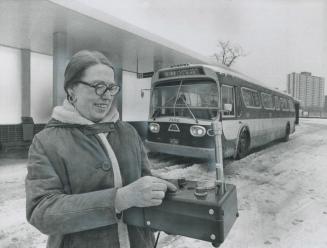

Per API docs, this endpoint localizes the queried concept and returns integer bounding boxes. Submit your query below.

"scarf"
[52,100,130,248]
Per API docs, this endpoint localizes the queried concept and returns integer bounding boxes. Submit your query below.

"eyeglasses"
[76,80,120,96]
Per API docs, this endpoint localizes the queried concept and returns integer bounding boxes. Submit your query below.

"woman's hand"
[115,176,177,212]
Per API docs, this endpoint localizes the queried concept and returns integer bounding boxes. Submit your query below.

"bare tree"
[213,40,246,67]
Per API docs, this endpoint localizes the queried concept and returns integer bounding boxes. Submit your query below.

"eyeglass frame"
[74,80,121,96]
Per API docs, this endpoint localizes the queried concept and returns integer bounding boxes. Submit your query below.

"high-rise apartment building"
[287,72,325,111]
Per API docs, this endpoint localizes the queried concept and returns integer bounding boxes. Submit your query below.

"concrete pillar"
[114,66,123,119]
[53,32,70,107]
[21,49,34,141]
[21,49,31,117]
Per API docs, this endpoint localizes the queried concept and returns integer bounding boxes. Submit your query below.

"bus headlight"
[149,123,160,133]
[190,125,206,137]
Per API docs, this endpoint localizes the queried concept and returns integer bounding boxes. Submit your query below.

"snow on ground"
[155,118,327,248]
[0,118,327,248]
[0,159,47,248]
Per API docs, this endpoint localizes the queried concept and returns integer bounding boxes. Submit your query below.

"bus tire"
[282,123,290,142]
[236,130,250,160]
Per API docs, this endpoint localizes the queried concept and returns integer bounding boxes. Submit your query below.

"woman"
[25,50,176,248]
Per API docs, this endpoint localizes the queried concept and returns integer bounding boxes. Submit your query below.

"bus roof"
[203,64,292,96]
[157,63,293,98]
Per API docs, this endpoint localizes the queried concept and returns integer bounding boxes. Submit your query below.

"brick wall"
[0,124,46,151]
[0,122,147,151]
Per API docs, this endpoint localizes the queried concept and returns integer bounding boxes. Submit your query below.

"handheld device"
[124,120,238,247]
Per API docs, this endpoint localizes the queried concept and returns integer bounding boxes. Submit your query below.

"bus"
[144,64,296,161]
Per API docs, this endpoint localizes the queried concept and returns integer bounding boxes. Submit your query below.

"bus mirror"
[141,89,152,98]
[223,103,233,112]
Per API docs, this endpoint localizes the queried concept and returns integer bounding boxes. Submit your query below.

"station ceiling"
[0,0,212,73]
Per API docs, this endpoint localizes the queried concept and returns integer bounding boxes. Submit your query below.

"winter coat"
[25,119,155,248]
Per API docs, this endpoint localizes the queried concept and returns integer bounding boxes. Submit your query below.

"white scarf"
[52,100,130,248]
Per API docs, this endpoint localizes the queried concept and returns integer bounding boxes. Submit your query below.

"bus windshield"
[150,80,219,120]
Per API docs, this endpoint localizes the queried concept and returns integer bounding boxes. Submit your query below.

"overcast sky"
[77,0,326,93]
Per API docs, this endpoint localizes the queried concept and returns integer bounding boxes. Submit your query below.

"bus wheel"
[236,130,250,160]
[283,124,290,142]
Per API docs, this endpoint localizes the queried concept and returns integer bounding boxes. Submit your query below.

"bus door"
[219,75,241,143]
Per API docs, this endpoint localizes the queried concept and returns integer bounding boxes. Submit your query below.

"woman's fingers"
[150,199,163,206]
[155,178,177,192]
[151,177,177,192]
[164,181,178,192]
[152,182,168,191]
[151,190,165,199]
[129,176,178,207]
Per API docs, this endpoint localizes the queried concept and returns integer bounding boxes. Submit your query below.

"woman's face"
[69,64,116,122]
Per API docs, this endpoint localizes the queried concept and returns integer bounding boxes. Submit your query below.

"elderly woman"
[25,50,176,248]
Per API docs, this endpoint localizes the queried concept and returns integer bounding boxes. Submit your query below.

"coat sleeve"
[25,136,119,235]
[137,134,152,177]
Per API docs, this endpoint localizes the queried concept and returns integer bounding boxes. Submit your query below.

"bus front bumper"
[145,140,215,160]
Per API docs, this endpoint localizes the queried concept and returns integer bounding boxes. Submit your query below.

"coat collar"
[48,100,119,134]
[51,99,119,125]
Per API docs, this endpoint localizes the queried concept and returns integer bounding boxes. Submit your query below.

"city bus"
[144,64,296,160]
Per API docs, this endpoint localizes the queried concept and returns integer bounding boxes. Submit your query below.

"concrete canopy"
[0,0,212,72]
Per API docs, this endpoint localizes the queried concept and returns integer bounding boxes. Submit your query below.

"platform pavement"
[0,150,28,165]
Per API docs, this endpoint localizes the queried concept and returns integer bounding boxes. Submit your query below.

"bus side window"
[235,86,242,116]
[241,87,261,108]
[252,91,261,107]
[275,96,280,110]
[280,98,285,111]
[288,99,295,112]
[242,88,252,107]
[285,98,289,111]
[280,97,289,111]
[222,85,235,116]
[261,92,274,109]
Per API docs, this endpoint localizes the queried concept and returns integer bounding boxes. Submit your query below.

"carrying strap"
[97,133,131,248]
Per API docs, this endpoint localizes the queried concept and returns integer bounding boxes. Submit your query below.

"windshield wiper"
[172,80,198,123]
[151,95,178,119]
[178,95,199,123]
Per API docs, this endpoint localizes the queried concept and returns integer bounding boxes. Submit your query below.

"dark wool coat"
[26,120,155,248]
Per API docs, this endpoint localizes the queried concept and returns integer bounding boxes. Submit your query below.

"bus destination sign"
[137,71,154,79]
[159,67,204,79]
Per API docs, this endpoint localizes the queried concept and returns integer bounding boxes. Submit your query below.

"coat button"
[102,161,111,171]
